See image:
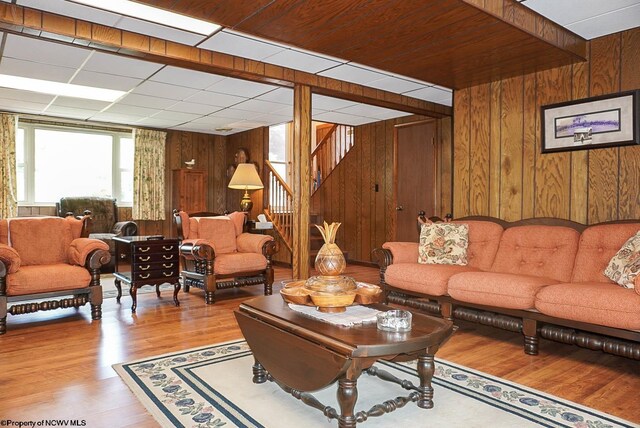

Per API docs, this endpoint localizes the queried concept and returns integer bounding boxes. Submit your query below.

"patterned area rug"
[113,340,635,428]
[100,274,177,300]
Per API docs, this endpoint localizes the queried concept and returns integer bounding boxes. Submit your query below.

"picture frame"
[541,90,639,153]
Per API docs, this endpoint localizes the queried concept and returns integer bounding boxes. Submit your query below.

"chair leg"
[91,304,102,320]
[0,316,6,335]
[523,318,539,355]
[205,291,216,304]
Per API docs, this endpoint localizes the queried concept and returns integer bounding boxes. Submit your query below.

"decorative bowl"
[280,287,311,305]
[305,275,357,293]
[354,283,383,304]
[376,310,412,332]
[310,290,356,311]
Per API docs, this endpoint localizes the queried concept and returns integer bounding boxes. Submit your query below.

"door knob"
[396,206,404,211]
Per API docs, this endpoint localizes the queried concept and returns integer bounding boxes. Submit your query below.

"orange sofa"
[374,217,640,360]
[0,216,111,334]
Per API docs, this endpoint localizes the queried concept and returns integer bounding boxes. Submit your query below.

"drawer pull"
[162,263,174,269]
[162,245,174,251]
[140,265,151,271]
[139,273,151,279]
[139,246,151,253]
[162,255,173,260]
[162,271,174,277]
[139,256,151,262]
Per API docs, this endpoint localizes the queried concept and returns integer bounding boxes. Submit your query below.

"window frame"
[17,122,134,207]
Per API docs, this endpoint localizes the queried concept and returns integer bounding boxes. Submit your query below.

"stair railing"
[264,160,293,252]
[311,124,354,194]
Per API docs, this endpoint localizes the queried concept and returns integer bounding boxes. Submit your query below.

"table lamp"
[228,163,263,212]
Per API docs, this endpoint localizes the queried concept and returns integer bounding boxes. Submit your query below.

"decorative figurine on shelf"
[184,159,195,169]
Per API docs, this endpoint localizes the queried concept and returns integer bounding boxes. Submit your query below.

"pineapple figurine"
[314,221,346,276]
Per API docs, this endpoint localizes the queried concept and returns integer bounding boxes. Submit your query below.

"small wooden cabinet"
[173,169,207,213]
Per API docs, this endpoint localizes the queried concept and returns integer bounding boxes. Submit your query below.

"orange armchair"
[174,210,277,304]
[0,216,111,335]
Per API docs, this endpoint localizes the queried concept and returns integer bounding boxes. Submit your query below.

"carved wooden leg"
[91,304,102,320]
[252,359,268,384]
[184,282,190,292]
[114,278,122,303]
[417,354,435,409]
[130,285,138,312]
[265,261,274,296]
[173,281,181,307]
[440,301,453,321]
[156,284,161,298]
[337,378,358,428]
[0,292,7,335]
[523,318,539,355]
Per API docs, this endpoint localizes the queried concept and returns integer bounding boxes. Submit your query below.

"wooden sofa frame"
[373,216,640,360]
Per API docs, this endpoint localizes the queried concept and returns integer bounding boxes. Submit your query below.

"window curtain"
[132,128,166,221]
[0,113,17,219]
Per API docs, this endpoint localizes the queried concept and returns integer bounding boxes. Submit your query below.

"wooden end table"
[113,236,181,312]
[234,295,455,428]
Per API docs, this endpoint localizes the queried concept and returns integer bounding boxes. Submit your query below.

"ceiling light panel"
[17,0,120,26]
[71,70,142,91]
[0,57,76,83]
[318,64,388,86]
[198,31,286,61]
[0,74,126,101]
[206,78,277,98]
[150,67,225,90]
[3,34,91,68]
[70,0,220,35]
[82,52,164,79]
[263,49,343,74]
[132,81,199,100]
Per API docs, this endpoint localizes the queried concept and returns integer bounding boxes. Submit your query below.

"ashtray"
[376,310,412,332]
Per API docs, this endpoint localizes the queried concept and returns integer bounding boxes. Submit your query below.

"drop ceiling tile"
[318,64,387,86]
[118,93,177,109]
[313,111,374,126]
[114,16,206,46]
[227,120,269,128]
[170,124,217,134]
[152,110,201,122]
[0,99,47,113]
[233,99,290,114]
[89,112,145,124]
[365,76,425,94]
[71,70,142,91]
[150,66,225,89]
[253,113,292,124]
[566,4,640,39]
[104,103,161,117]
[198,31,286,61]
[255,88,293,105]
[263,49,342,73]
[136,117,186,128]
[164,101,219,115]
[3,34,91,68]
[44,105,96,120]
[0,88,55,104]
[82,52,163,79]
[403,86,452,103]
[522,0,640,26]
[206,78,277,98]
[183,90,247,107]
[17,0,121,26]
[206,108,256,120]
[132,81,199,101]
[312,94,357,111]
[51,96,111,111]
[0,57,76,83]
[188,116,235,127]
[336,103,411,120]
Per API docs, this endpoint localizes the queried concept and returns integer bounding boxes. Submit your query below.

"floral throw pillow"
[604,231,640,289]
[418,223,469,265]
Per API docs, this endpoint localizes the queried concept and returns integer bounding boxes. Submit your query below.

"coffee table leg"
[417,354,435,409]
[337,378,358,428]
[252,359,267,384]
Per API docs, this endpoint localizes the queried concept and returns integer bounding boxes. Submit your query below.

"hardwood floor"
[1,265,638,426]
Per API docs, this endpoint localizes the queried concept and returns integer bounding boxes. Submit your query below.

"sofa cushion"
[535,282,640,330]
[572,223,640,283]
[448,272,559,309]
[490,225,579,282]
[5,217,74,265]
[604,231,640,288]
[453,220,504,270]
[418,223,469,265]
[228,211,246,236]
[385,263,478,296]
[214,252,267,275]
[196,217,237,254]
[6,264,91,296]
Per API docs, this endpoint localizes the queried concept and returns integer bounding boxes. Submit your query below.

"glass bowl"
[376,310,412,332]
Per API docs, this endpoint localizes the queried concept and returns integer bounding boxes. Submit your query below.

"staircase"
[264,123,354,265]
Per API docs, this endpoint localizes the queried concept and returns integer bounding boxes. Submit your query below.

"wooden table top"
[238,295,454,359]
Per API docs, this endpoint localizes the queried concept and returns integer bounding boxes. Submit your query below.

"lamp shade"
[228,163,263,190]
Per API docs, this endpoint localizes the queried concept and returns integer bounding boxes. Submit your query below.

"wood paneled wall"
[311,115,453,263]
[453,28,640,223]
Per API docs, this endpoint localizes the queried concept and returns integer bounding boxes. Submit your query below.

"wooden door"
[394,121,437,242]
[172,169,207,213]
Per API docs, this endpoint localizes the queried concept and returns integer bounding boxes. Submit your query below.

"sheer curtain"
[132,128,166,221]
[0,114,17,218]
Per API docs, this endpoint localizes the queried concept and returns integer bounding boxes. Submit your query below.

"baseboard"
[346,259,378,268]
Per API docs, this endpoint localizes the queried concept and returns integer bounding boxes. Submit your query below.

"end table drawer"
[133,252,178,263]
[132,261,178,272]
[133,242,178,254]
[132,269,178,281]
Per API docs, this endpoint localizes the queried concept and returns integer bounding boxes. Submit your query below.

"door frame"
[392,119,441,241]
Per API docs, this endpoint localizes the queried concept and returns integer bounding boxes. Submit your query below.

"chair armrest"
[0,243,20,274]
[179,239,215,261]
[68,238,110,266]
[111,220,138,237]
[236,233,274,254]
[380,242,419,264]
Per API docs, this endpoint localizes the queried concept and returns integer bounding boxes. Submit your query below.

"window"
[268,123,290,183]
[17,123,134,205]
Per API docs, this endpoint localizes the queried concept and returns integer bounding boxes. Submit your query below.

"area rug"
[101,274,176,300]
[113,340,636,428]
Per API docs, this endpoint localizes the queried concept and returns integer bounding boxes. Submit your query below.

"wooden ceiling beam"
[0,4,451,118]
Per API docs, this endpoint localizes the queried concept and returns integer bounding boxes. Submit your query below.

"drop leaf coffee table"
[235,295,455,428]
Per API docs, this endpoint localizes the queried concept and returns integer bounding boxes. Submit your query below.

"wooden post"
[292,84,311,280]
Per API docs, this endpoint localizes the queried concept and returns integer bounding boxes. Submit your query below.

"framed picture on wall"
[541,90,639,153]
